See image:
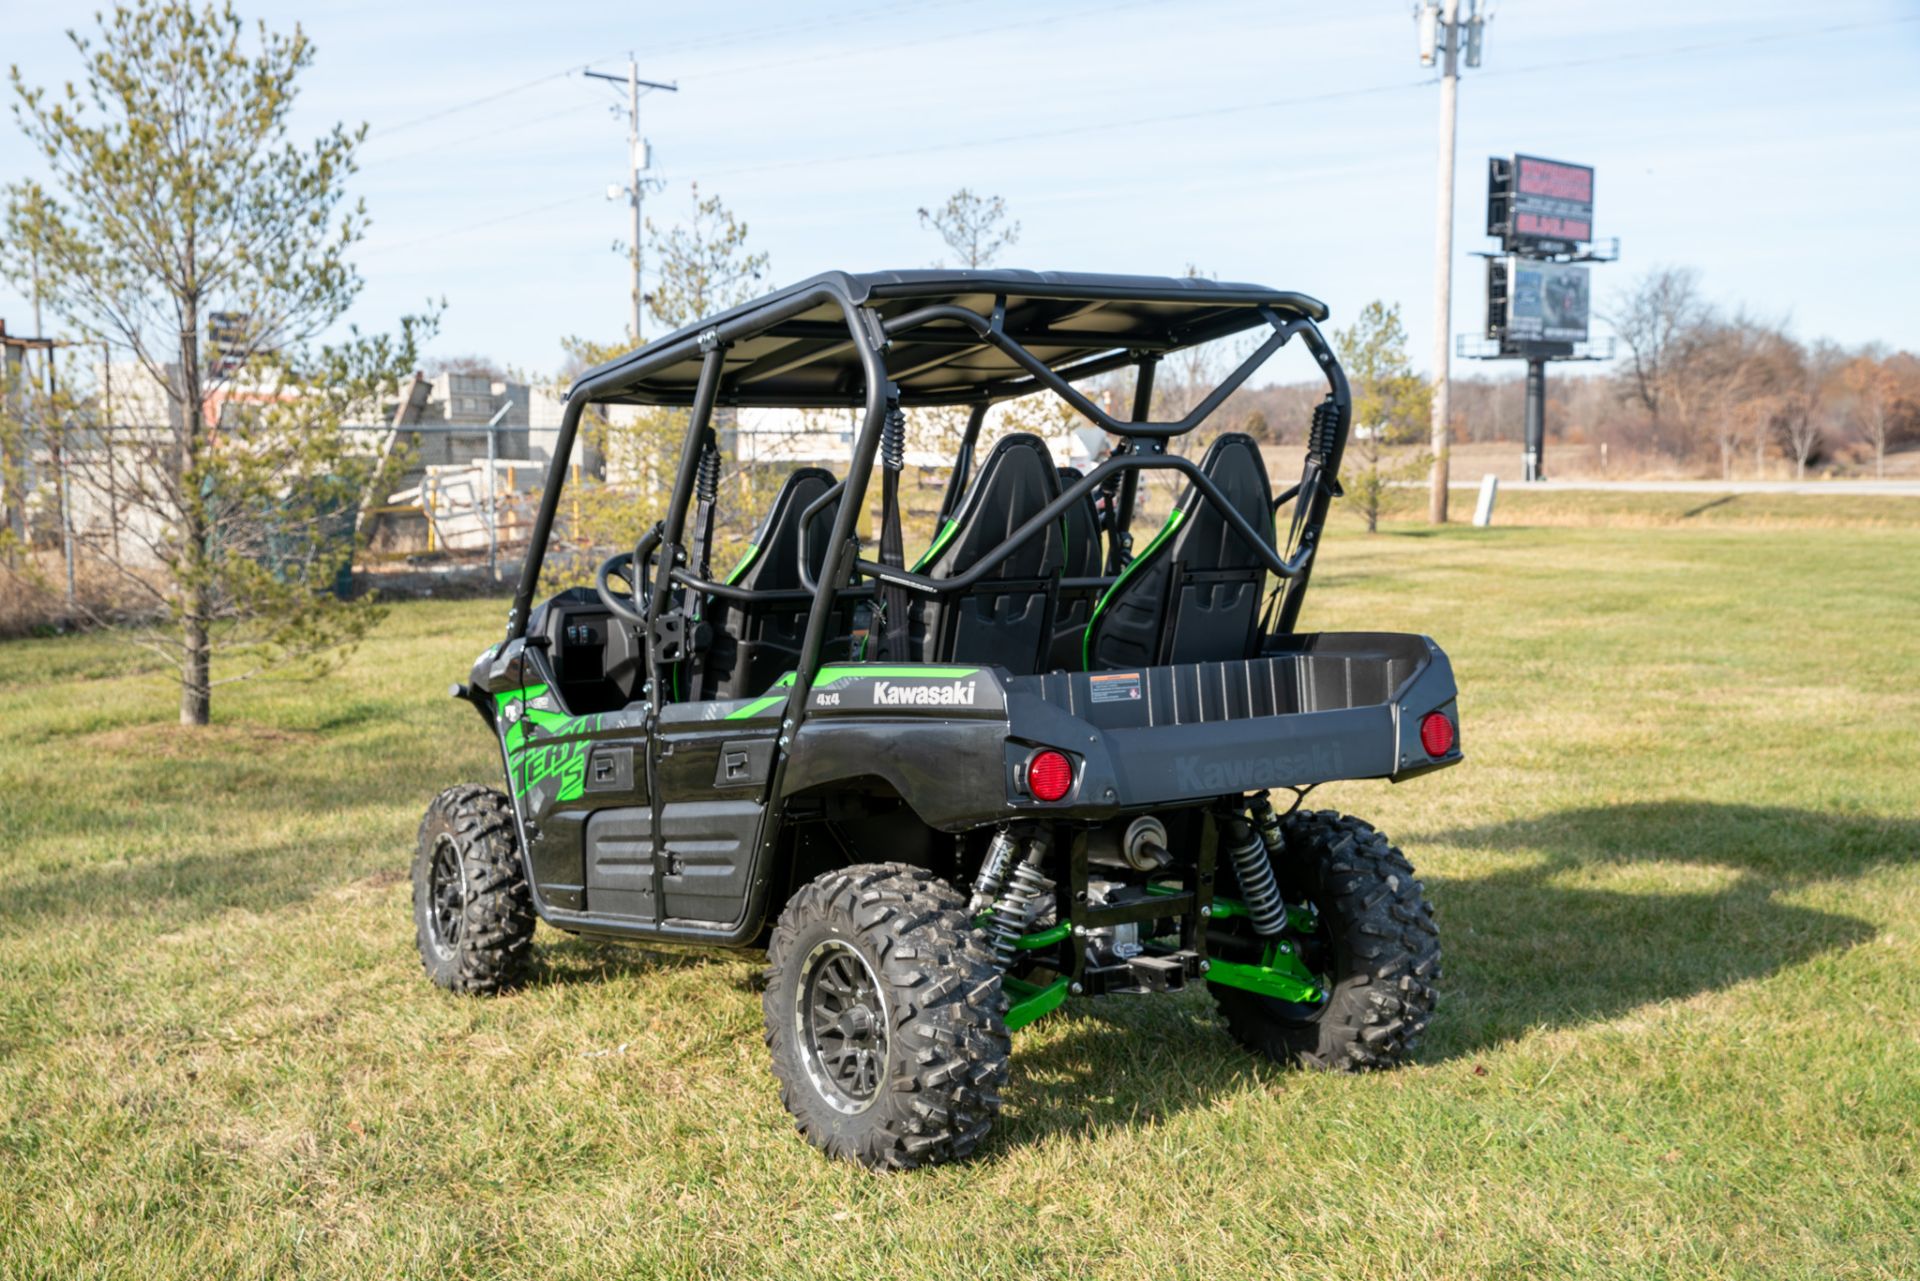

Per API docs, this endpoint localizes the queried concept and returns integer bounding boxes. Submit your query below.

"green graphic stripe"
[910,518,960,573]
[494,683,601,803]
[1082,506,1185,669]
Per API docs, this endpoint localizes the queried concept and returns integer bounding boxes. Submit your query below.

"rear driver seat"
[908,433,1065,673]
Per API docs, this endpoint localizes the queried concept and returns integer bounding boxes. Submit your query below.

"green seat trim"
[910,517,960,574]
[1080,506,1186,670]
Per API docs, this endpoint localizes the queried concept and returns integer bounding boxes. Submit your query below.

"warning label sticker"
[1088,671,1142,704]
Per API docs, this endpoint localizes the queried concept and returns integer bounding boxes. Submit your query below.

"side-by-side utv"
[412,270,1459,1169]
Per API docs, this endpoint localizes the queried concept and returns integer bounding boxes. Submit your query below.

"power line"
[674,0,1179,85]
[357,12,1919,260]
[367,63,606,139]
[636,0,967,59]
[692,78,1434,182]
[356,0,970,146]
[361,192,601,259]
[358,101,595,172]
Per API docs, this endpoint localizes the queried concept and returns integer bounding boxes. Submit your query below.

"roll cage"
[509,268,1352,738]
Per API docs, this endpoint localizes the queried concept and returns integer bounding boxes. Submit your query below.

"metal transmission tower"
[1416,0,1489,524]
[586,57,677,344]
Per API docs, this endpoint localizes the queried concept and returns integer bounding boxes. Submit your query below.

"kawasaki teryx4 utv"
[413,270,1459,1169]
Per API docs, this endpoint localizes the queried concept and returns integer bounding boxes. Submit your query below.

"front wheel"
[1210,810,1440,1071]
[763,863,1009,1170]
[412,784,535,994]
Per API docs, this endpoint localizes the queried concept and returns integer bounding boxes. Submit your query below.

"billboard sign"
[1504,257,1590,344]
[1488,154,1594,251]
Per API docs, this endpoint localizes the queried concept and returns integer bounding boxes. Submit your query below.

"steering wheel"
[595,526,661,629]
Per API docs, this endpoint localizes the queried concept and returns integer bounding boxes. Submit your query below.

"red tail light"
[1419,711,1456,757]
[1026,749,1074,802]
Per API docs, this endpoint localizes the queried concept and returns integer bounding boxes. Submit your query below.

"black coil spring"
[1309,398,1343,463]
[695,439,720,502]
[881,403,906,472]
[1225,819,1287,937]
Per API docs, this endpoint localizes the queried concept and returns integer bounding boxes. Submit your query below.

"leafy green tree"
[3,2,433,723]
[1335,301,1431,533]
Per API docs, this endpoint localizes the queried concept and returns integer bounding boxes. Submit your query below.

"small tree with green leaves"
[1335,301,1430,533]
[3,2,433,723]
[559,185,772,570]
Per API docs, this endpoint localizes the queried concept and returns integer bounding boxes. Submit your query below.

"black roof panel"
[573,269,1327,408]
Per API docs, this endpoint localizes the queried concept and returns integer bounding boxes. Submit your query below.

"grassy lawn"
[2,506,1917,1278]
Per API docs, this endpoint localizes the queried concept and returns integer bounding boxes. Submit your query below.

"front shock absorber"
[980,834,1051,969]
[1221,805,1287,937]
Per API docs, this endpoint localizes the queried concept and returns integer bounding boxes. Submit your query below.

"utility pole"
[587,56,677,345]
[1417,0,1487,524]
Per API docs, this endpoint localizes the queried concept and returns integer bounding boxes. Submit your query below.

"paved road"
[1445,477,1920,497]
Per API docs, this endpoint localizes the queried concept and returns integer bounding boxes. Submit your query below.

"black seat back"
[1046,466,1105,671]
[1082,432,1274,670]
[706,466,843,699]
[912,433,1064,671]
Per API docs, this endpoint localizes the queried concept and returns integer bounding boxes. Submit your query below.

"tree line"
[1596,267,1916,479]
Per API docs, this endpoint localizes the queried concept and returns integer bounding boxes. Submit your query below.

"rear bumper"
[781,633,1462,829]
[1004,632,1461,818]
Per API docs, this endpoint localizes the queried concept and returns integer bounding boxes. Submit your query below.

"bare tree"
[1602,266,1708,423]
[917,189,1020,269]
[1777,341,1847,480]
[1839,350,1898,478]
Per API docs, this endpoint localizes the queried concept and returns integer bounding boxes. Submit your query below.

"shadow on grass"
[1415,800,1891,1060]
[533,933,739,985]
[993,800,1890,1150]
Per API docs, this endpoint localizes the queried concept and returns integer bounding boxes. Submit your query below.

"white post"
[484,400,510,582]
[1428,0,1461,525]
[1472,473,1499,527]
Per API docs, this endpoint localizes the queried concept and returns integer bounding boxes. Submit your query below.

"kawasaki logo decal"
[872,679,978,707]
[1173,743,1345,793]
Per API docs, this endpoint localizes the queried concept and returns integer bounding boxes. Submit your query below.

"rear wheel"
[413,784,535,994]
[1210,810,1440,1070]
[763,863,1009,1169]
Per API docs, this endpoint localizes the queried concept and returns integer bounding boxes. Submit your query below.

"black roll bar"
[845,453,1317,598]
[936,403,991,528]
[513,287,1350,737]
[1109,354,1158,572]
[508,280,888,641]
[879,303,1308,440]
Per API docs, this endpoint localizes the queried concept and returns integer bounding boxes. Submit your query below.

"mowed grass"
[2,505,1918,1279]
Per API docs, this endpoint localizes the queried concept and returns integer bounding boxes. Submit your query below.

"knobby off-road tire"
[1211,810,1440,1071]
[413,784,536,994]
[763,863,1010,1170]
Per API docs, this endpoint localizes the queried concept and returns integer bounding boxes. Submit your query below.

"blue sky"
[3,0,1915,380]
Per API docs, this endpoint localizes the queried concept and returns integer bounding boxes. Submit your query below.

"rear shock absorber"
[1221,806,1287,937]
[968,827,1018,917]
[981,834,1052,969]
